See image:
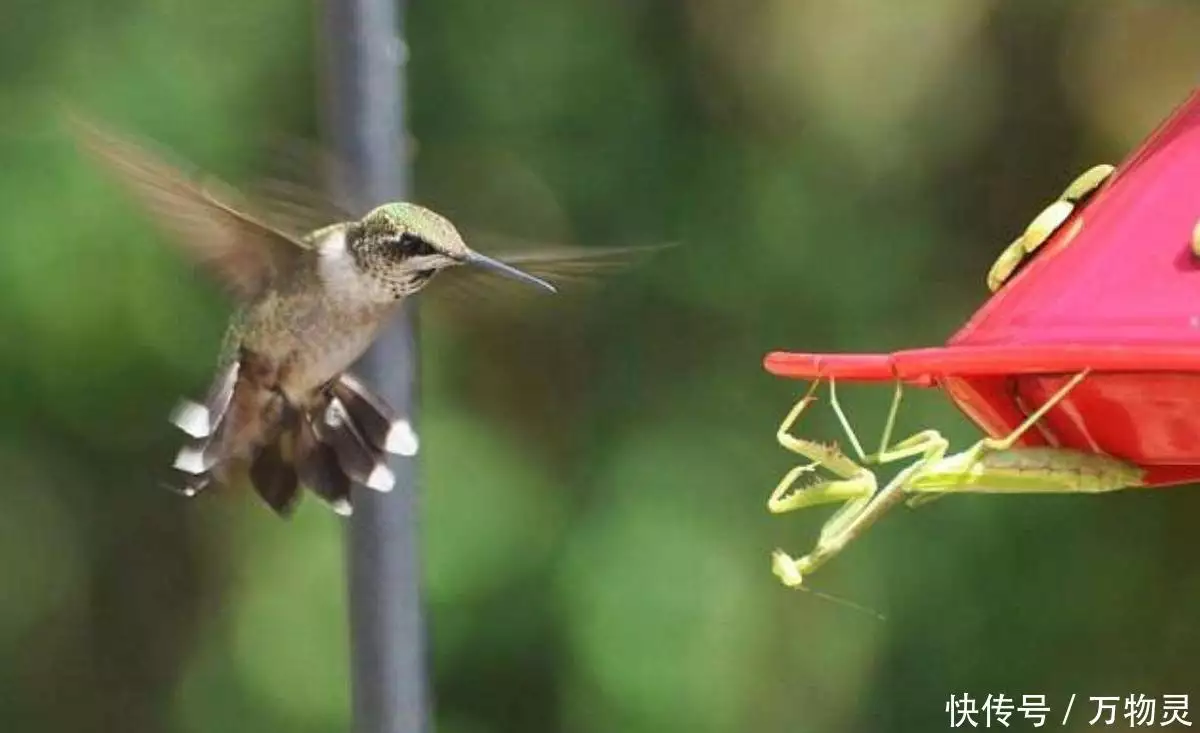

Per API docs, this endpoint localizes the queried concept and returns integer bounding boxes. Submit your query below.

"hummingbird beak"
[465,251,557,293]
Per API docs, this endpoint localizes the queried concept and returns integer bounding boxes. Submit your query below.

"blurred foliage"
[4,0,1200,731]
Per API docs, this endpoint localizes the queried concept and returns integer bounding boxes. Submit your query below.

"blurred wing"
[498,243,675,281]
[68,113,309,301]
[430,236,674,314]
[243,133,359,235]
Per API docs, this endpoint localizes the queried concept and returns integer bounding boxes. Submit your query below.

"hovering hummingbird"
[70,116,654,517]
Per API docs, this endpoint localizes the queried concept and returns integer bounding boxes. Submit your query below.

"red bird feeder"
[764,87,1200,588]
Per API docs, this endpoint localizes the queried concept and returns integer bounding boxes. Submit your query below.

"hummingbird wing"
[211,136,674,302]
[68,114,310,301]
[243,134,358,236]
[430,237,674,314]
[73,118,671,306]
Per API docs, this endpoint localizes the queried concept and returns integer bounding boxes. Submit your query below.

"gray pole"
[320,1,431,732]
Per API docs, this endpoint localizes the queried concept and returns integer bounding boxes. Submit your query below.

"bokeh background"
[4,1,1200,731]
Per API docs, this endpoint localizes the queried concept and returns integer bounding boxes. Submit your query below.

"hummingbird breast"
[231,277,394,404]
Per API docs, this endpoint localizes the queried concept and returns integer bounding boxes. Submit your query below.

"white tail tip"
[365,463,396,492]
[324,400,348,428]
[332,498,353,516]
[384,419,419,456]
[173,445,209,475]
[170,400,211,438]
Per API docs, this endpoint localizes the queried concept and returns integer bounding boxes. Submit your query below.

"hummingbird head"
[343,202,556,299]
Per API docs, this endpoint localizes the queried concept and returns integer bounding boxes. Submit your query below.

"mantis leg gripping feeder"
[765,87,1200,588]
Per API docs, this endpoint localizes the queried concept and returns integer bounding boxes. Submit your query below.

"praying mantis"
[763,87,1200,588]
[767,369,1145,588]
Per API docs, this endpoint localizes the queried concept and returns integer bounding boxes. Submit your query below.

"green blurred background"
[4,1,1200,731]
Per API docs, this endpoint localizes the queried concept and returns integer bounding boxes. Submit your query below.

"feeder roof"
[767,87,1200,384]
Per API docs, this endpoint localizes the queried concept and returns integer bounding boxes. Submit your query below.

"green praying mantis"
[767,369,1146,588]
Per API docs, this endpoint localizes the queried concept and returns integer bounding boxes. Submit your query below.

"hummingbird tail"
[163,354,301,514]
[308,392,395,494]
[165,363,413,516]
[290,373,417,506]
[330,374,419,457]
[165,359,241,497]
[218,401,354,518]
[244,399,361,517]
[294,416,352,514]
[247,439,300,515]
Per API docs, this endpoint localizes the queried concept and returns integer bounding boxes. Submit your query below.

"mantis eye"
[396,233,437,258]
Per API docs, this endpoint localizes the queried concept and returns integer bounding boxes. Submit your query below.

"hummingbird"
[70,116,651,517]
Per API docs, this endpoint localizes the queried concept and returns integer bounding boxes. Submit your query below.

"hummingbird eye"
[396,233,438,258]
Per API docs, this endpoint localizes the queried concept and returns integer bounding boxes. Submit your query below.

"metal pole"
[320,1,431,732]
